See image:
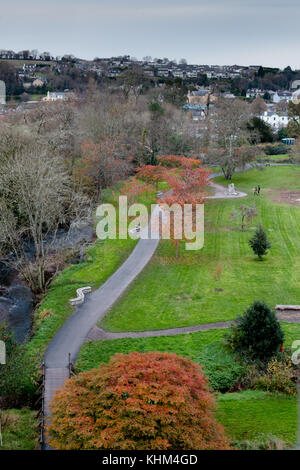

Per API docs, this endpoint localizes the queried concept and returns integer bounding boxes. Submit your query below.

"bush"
[197,343,246,392]
[47,352,231,450]
[0,324,37,407]
[235,433,285,450]
[225,300,284,363]
[263,144,290,155]
[251,356,297,396]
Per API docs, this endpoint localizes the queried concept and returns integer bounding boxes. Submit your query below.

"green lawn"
[256,154,291,161]
[99,166,300,332]
[216,391,297,447]
[0,409,38,450]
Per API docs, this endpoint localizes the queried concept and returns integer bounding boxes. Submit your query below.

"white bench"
[276,305,300,311]
[70,286,92,306]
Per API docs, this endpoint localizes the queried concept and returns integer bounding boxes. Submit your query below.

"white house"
[42,91,73,102]
[272,91,293,103]
[260,111,291,129]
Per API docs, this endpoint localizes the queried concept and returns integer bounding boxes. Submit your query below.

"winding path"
[85,310,300,342]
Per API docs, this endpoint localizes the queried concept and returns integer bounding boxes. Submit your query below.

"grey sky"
[0,0,299,68]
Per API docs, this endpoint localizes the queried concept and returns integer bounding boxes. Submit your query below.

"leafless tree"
[0,144,90,293]
[207,98,256,179]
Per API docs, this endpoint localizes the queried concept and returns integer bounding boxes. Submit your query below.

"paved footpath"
[86,311,300,342]
[85,321,233,341]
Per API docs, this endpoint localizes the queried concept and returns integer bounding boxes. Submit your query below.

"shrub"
[263,144,290,155]
[157,155,201,169]
[197,343,246,392]
[0,324,37,407]
[236,433,285,450]
[249,225,271,260]
[251,356,297,396]
[225,300,284,363]
[47,351,231,450]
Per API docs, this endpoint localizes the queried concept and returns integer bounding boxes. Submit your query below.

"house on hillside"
[260,111,291,129]
[272,91,293,103]
[32,77,46,87]
[187,90,217,105]
[42,90,74,102]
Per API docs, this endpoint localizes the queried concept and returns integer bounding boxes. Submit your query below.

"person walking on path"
[257,184,261,195]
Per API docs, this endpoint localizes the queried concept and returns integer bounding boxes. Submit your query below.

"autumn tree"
[135,164,166,188]
[120,178,153,205]
[157,155,201,169]
[47,352,230,450]
[159,163,210,258]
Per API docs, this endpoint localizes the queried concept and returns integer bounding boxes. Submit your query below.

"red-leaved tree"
[157,155,201,169]
[159,165,210,258]
[135,164,167,188]
[47,352,231,450]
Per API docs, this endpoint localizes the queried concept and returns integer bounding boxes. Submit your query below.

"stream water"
[0,224,94,343]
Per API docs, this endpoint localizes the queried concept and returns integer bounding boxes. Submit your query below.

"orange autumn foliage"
[157,155,201,169]
[161,165,210,206]
[47,352,231,450]
[120,178,153,204]
[135,164,167,187]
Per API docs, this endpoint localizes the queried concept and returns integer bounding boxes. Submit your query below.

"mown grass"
[77,328,226,370]
[216,390,297,447]
[99,166,300,331]
[0,409,38,450]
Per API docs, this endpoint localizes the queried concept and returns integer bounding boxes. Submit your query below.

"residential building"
[260,111,291,129]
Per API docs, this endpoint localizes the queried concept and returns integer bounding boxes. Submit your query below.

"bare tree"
[207,98,256,179]
[0,145,90,293]
[251,96,267,115]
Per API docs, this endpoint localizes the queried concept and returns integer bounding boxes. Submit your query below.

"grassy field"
[217,390,297,447]
[98,165,300,332]
[0,409,38,450]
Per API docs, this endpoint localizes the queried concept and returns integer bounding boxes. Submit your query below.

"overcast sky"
[0,0,299,68]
